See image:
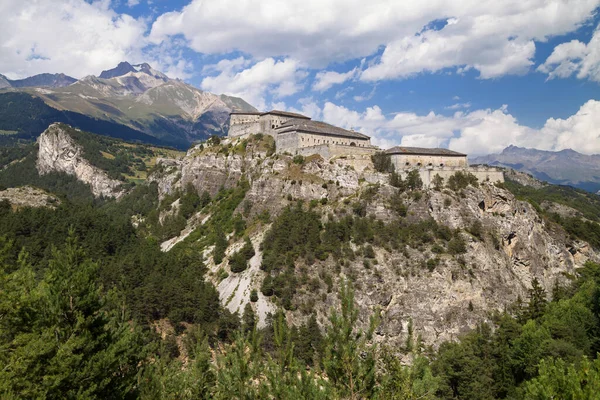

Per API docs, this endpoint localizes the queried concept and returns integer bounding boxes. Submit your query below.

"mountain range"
[472,145,600,193]
[0,62,257,148]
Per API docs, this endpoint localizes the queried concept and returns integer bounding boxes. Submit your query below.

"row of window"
[405,162,444,167]
[300,136,365,147]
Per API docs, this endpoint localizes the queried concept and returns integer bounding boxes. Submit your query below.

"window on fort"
[417,163,422,167]
[350,142,356,146]
[440,163,444,167]
[405,162,410,166]
[428,163,433,166]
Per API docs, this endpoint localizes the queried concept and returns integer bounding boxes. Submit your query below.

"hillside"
[0,62,258,147]
[0,92,170,147]
[472,145,600,193]
[1,126,600,398]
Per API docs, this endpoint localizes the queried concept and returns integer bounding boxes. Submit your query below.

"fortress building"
[228,110,311,138]
[228,110,375,157]
[226,111,503,185]
[386,146,468,168]
[386,146,503,186]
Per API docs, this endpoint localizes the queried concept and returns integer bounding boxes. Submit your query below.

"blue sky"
[2,0,600,154]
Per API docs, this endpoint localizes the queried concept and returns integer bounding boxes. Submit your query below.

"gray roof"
[261,110,311,119]
[276,119,370,140]
[229,110,311,119]
[385,146,466,157]
[230,111,262,115]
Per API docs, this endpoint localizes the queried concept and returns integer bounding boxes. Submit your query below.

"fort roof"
[229,110,312,119]
[276,119,370,140]
[261,110,311,119]
[229,111,262,115]
[385,146,466,157]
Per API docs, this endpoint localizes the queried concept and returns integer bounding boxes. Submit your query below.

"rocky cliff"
[150,136,599,349]
[36,123,125,198]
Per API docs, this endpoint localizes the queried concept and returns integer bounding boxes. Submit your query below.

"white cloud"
[200,57,306,110]
[445,102,471,110]
[313,68,358,91]
[538,25,600,82]
[315,100,600,155]
[0,0,148,78]
[150,0,600,81]
[127,0,140,7]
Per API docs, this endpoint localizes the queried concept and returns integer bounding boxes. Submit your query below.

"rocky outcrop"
[152,136,599,348]
[36,123,125,198]
[0,186,60,208]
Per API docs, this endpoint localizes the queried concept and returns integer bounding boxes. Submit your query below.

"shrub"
[371,152,393,172]
[448,235,467,255]
[293,155,305,165]
[447,171,479,191]
[250,289,258,302]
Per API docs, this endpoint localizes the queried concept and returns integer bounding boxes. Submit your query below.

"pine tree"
[0,233,145,398]
[323,280,378,399]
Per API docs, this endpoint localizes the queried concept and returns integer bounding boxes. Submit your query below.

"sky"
[1,0,600,155]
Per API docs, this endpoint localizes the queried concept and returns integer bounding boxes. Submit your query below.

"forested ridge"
[1,132,600,398]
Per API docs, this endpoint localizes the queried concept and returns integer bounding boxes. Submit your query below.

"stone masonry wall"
[390,153,468,169]
[396,166,504,188]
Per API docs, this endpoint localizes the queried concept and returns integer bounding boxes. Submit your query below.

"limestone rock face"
[36,123,125,198]
[152,138,599,348]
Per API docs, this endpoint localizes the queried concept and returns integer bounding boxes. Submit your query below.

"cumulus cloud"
[0,0,148,78]
[315,100,600,155]
[313,68,358,91]
[538,24,600,82]
[200,57,307,110]
[150,0,600,81]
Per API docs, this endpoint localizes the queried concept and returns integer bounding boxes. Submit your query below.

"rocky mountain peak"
[99,61,137,79]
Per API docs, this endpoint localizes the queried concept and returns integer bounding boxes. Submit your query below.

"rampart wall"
[396,166,504,187]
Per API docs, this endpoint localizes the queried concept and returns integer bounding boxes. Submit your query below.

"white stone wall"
[298,133,371,148]
[288,143,378,159]
[276,132,300,153]
[390,153,468,169]
[228,114,261,137]
[228,114,298,138]
[396,166,504,188]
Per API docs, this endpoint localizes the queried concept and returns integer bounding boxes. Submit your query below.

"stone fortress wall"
[229,113,306,138]
[397,165,505,187]
[292,143,378,159]
[277,132,372,154]
[389,153,468,169]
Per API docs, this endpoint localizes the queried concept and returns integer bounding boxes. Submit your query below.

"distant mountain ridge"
[472,145,600,193]
[0,73,76,88]
[0,62,257,147]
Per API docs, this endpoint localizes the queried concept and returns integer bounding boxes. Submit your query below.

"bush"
[293,155,305,165]
[250,289,258,302]
[372,152,393,172]
[448,235,467,255]
[405,170,423,191]
[447,171,479,191]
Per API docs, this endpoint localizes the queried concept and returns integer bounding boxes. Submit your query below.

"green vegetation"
[57,123,184,181]
[447,171,479,191]
[0,92,167,146]
[430,260,600,399]
[260,202,463,309]
[504,180,600,248]
[371,151,393,172]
